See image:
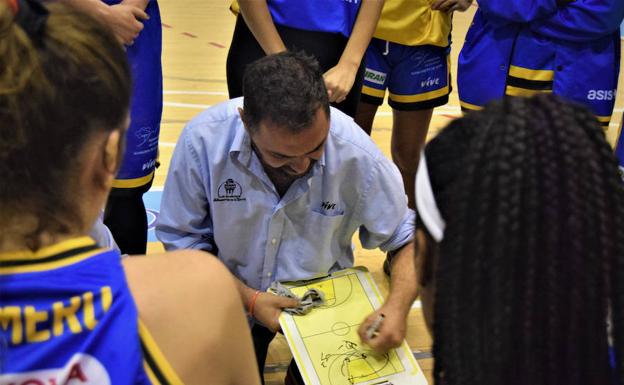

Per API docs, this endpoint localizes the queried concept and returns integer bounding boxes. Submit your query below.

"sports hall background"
[143,1,624,382]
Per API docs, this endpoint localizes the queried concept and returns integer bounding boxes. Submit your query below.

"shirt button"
[267,272,272,277]
[271,238,277,245]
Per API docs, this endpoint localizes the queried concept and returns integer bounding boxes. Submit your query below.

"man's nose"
[289,157,310,174]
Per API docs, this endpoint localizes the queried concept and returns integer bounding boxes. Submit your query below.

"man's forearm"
[386,240,420,315]
[235,276,257,312]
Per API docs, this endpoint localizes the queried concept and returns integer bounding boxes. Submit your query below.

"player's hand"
[323,62,358,104]
[358,305,408,354]
[121,0,150,10]
[104,4,149,45]
[253,292,300,333]
[431,0,473,12]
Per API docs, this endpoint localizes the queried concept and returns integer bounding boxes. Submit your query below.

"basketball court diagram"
[278,268,427,385]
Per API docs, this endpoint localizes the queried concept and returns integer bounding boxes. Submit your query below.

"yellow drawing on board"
[283,271,406,385]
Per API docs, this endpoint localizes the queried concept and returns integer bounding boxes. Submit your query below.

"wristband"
[248,290,261,317]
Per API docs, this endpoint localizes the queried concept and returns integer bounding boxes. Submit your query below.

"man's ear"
[238,107,251,133]
[238,107,247,127]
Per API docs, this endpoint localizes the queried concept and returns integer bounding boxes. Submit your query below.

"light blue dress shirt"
[156,98,415,291]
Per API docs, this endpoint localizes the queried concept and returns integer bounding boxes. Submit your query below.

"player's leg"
[104,186,149,254]
[105,0,162,255]
[226,15,266,99]
[391,108,433,209]
[616,114,624,177]
[387,44,451,208]
[355,102,379,135]
[355,38,389,134]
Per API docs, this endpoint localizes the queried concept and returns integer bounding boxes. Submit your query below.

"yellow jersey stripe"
[508,65,555,82]
[0,248,105,275]
[505,85,552,97]
[144,362,162,385]
[389,85,449,103]
[361,85,386,98]
[596,115,612,123]
[112,171,155,189]
[459,100,483,111]
[139,320,184,385]
[0,237,95,261]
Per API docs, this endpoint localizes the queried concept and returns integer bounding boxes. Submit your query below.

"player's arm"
[237,0,287,55]
[57,0,148,45]
[431,0,473,13]
[124,250,262,385]
[121,0,150,11]
[155,128,217,252]
[323,0,384,103]
[529,0,624,42]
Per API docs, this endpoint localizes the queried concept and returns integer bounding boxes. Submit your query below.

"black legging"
[226,15,365,118]
[104,185,150,255]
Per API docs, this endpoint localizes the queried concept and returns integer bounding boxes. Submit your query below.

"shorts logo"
[365,69,387,85]
[142,159,157,171]
[136,126,153,147]
[421,77,440,88]
[587,89,616,101]
[214,178,246,202]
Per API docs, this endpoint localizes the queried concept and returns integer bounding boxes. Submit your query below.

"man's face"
[245,107,330,177]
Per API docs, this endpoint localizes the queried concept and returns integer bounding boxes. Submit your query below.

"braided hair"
[426,94,624,385]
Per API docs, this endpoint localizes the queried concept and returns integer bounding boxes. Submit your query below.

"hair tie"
[415,152,446,242]
[14,0,49,43]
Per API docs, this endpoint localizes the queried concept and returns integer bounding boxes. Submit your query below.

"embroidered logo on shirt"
[321,201,337,211]
[214,178,246,202]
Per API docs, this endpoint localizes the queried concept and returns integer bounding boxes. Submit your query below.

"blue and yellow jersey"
[0,237,181,384]
[230,0,362,37]
[373,0,451,47]
[458,0,623,128]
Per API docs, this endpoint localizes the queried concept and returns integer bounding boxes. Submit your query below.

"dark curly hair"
[425,94,624,385]
[241,50,330,133]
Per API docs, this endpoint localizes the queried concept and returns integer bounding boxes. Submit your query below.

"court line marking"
[164,90,228,95]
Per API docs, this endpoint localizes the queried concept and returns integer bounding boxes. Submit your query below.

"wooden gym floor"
[146,1,624,383]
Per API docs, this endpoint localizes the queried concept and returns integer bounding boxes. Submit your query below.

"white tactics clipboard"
[277,267,428,385]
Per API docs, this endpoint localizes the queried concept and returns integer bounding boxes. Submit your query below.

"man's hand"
[431,0,473,12]
[358,304,408,354]
[103,4,149,45]
[252,292,300,333]
[323,62,358,104]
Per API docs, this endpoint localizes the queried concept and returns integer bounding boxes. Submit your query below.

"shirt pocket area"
[296,210,346,274]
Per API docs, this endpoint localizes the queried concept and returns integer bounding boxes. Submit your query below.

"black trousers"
[226,15,365,118]
[252,323,304,385]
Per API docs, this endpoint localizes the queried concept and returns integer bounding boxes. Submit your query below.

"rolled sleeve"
[356,158,415,252]
[156,126,216,252]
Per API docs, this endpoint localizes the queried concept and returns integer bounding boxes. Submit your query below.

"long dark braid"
[426,94,624,385]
